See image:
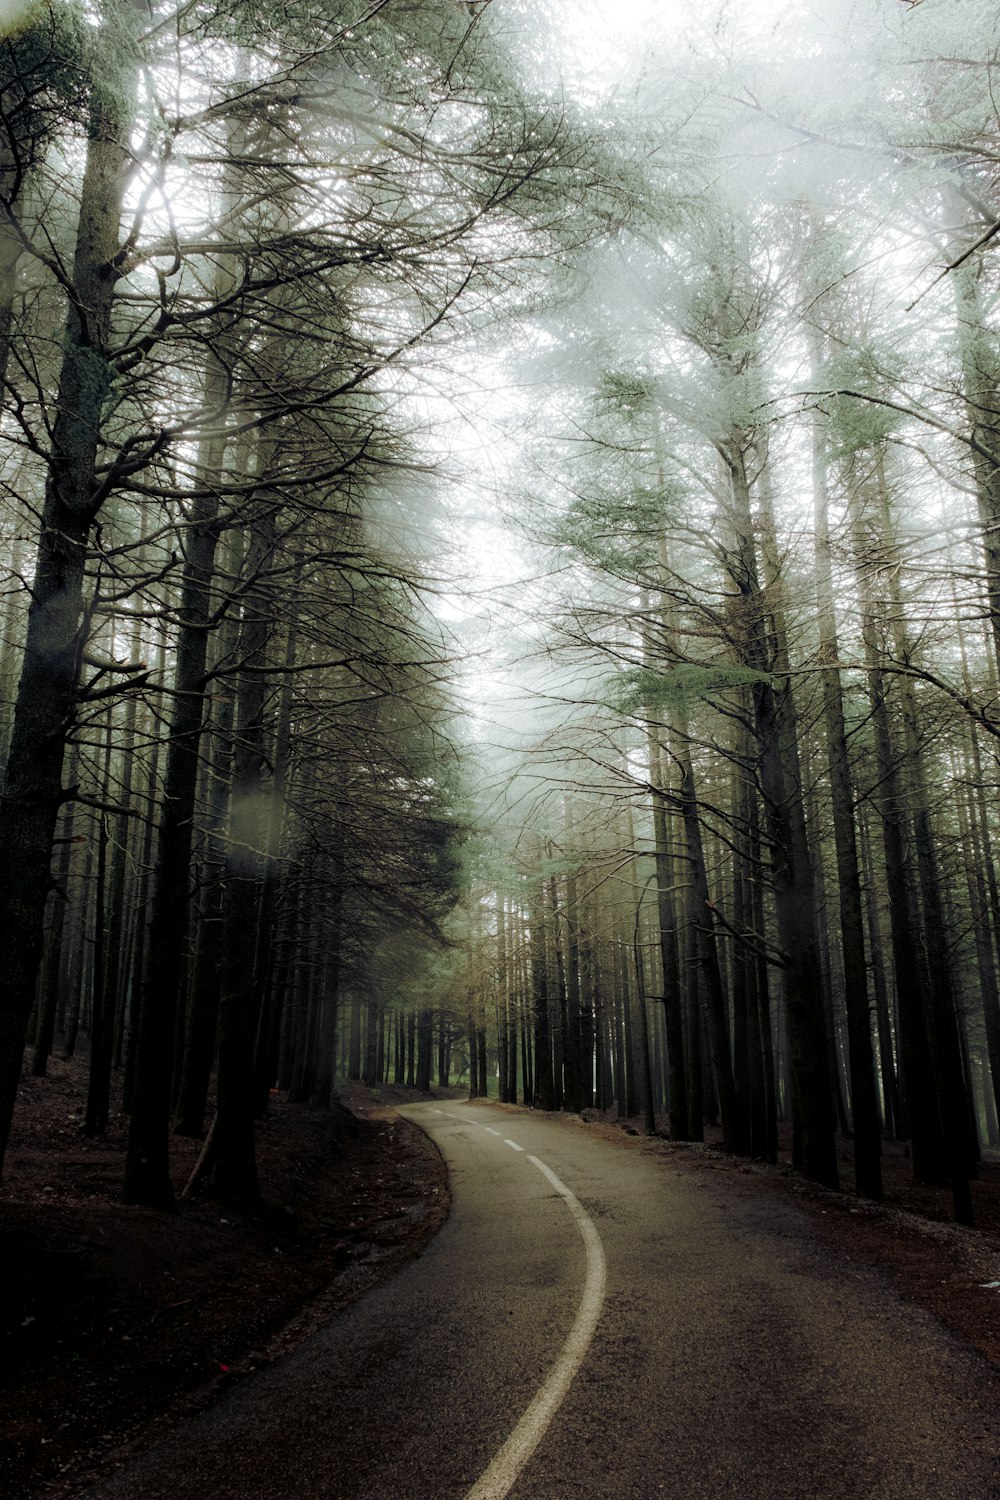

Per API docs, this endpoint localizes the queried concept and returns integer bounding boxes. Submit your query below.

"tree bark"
[724,445,838,1188]
[212,507,279,1206]
[0,0,144,1177]
[531,879,554,1109]
[810,377,883,1198]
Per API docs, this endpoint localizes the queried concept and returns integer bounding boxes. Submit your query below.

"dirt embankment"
[0,1063,451,1500]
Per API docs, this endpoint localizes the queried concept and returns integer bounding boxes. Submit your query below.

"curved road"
[78,1102,1000,1499]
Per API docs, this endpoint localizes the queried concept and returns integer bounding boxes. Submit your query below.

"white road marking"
[482,1127,503,1137]
[503,1139,524,1152]
[464,1155,607,1500]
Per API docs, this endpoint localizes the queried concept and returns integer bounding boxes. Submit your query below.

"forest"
[2,0,1000,1235]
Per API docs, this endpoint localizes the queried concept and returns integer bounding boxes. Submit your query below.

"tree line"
[0,0,612,1207]
[5,0,1000,1235]
[444,0,1000,1228]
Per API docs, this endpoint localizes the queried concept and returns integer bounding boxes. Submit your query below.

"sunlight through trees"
[2,0,1000,1226]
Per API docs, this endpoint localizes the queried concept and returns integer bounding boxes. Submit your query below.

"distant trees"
[443,0,1000,1226]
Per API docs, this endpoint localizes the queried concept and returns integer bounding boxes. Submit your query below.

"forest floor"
[0,1059,454,1500]
[5,1067,1000,1500]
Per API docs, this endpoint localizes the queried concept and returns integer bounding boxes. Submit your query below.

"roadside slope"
[1,1066,449,1500]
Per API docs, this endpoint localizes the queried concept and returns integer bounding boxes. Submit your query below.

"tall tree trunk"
[119,625,167,1086]
[650,575,740,1147]
[612,911,628,1118]
[438,1008,450,1089]
[0,0,144,1176]
[531,879,554,1110]
[30,744,79,1078]
[122,499,227,1205]
[578,898,595,1111]
[875,458,975,1222]
[406,1010,415,1088]
[732,747,769,1158]
[363,996,380,1087]
[850,466,962,1206]
[121,113,255,1205]
[212,509,279,1205]
[811,399,883,1197]
[627,841,657,1137]
[83,704,114,1135]
[393,1011,405,1087]
[173,538,244,1136]
[477,1024,488,1099]
[950,567,1000,1134]
[641,594,689,1139]
[677,737,745,1153]
[724,443,838,1187]
[858,807,900,1141]
[415,1007,434,1092]
[562,804,583,1113]
[311,923,341,1111]
[101,612,142,1062]
[952,250,1000,683]
[257,879,296,1110]
[546,871,565,1111]
[496,896,509,1101]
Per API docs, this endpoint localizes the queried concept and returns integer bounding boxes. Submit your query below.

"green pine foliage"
[606,661,776,719]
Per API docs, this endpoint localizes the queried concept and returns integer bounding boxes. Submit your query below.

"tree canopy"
[3,0,1000,1223]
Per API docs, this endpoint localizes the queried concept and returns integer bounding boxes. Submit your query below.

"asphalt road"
[77,1102,1000,1500]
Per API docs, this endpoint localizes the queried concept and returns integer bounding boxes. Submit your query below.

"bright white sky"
[539,0,802,89]
[0,0,35,29]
